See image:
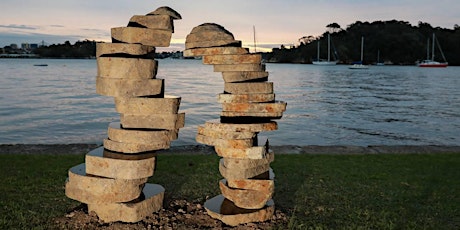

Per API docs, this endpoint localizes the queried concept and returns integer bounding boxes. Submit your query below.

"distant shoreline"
[1,143,459,155]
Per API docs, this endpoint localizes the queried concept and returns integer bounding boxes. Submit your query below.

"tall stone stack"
[184,23,287,226]
[65,7,183,223]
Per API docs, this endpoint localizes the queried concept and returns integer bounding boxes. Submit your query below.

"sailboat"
[376,50,384,66]
[418,33,448,67]
[349,36,368,69]
[312,33,338,65]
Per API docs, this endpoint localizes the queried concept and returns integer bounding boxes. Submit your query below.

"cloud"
[0,24,37,30]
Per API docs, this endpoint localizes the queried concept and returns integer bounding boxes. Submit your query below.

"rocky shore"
[1,143,459,155]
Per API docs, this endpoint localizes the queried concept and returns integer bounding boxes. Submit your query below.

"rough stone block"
[203,54,262,65]
[215,136,269,159]
[129,15,173,31]
[88,183,164,223]
[224,82,273,94]
[218,93,275,103]
[103,138,170,153]
[185,40,242,50]
[222,71,269,83]
[96,77,164,97]
[147,6,182,20]
[85,147,156,179]
[111,27,172,47]
[183,47,248,57]
[120,113,185,130]
[97,57,158,79]
[96,43,155,57]
[219,158,271,179]
[65,163,147,204]
[223,150,274,169]
[108,122,178,144]
[227,168,275,191]
[220,111,284,119]
[222,101,287,113]
[204,195,274,226]
[214,63,265,72]
[197,125,255,140]
[204,119,277,132]
[114,95,181,114]
[219,179,274,209]
[195,134,254,149]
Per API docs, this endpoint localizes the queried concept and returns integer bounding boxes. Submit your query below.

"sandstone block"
[227,168,275,191]
[103,138,170,153]
[204,195,274,226]
[96,43,155,57]
[97,57,158,79]
[204,119,277,132]
[197,125,255,140]
[196,134,254,149]
[183,47,248,57]
[147,6,182,20]
[65,163,147,204]
[185,40,241,50]
[203,54,262,65]
[224,82,273,94]
[88,183,164,223]
[96,77,163,97]
[221,111,284,119]
[214,63,265,72]
[222,101,287,113]
[129,15,173,31]
[85,147,156,179]
[186,23,234,41]
[114,95,181,114]
[223,150,274,169]
[108,122,178,144]
[219,179,274,209]
[218,93,275,103]
[222,71,269,83]
[215,136,269,159]
[120,113,185,130]
[219,159,271,179]
[111,27,172,47]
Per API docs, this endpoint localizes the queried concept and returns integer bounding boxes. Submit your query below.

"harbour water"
[0,58,459,146]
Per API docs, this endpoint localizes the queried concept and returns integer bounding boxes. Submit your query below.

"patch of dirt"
[54,199,288,229]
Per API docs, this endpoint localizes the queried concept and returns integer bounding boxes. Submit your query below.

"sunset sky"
[1,0,458,51]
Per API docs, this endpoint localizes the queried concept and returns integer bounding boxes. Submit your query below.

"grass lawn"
[0,152,459,229]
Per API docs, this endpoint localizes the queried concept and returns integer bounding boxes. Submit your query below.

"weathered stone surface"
[219,179,274,209]
[120,113,185,130]
[183,47,248,57]
[108,122,177,144]
[214,63,265,72]
[203,54,262,65]
[97,57,158,79]
[88,183,164,223]
[224,82,273,94]
[218,93,275,103]
[85,147,156,179]
[197,125,255,140]
[186,23,234,42]
[219,158,271,179]
[111,27,172,47]
[129,15,173,31]
[222,101,287,113]
[185,40,241,50]
[223,150,274,169]
[215,146,268,159]
[147,6,182,20]
[222,71,269,83]
[204,195,274,226]
[114,95,181,114]
[227,168,275,190]
[204,119,277,132]
[96,43,155,57]
[65,163,147,204]
[96,77,163,97]
[196,134,254,149]
[221,111,284,119]
[103,138,170,153]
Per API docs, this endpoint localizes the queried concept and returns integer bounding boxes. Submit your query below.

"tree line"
[264,20,460,65]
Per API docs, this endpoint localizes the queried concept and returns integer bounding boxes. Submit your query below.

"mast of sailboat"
[360,36,364,63]
[317,40,320,61]
[327,33,331,62]
[431,33,435,61]
[253,25,257,53]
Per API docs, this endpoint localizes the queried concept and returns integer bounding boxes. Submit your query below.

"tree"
[298,35,315,45]
[326,23,341,33]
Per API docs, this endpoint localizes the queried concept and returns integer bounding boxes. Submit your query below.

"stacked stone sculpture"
[184,23,287,226]
[65,7,183,223]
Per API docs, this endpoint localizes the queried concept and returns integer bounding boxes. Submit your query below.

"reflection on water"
[0,59,459,146]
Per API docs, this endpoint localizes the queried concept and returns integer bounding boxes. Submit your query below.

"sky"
[1,0,459,52]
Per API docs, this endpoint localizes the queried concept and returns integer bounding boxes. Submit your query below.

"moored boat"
[418,33,448,68]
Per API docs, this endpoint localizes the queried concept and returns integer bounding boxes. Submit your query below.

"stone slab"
[195,134,254,149]
[219,158,271,180]
[214,63,265,72]
[204,195,274,226]
[219,179,274,209]
[223,150,274,169]
[224,82,273,94]
[203,54,262,65]
[120,113,185,130]
[88,183,164,223]
[215,136,269,159]
[197,125,255,140]
[185,40,241,50]
[220,111,284,119]
[114,95,181,114]
[129,15,173,31]
[103,138,170,153]
[204,119,277,132]
[85,147,156,179]
[65,163,147,204]
[108,122,178,143]
[227,168,275,191]
[147,6,182,20]
[96,43,155,57]
[222,71,269,83]
[111,27,172,47]
[218,93,275,103]
[97,57,158,79]
[183,47,248,57]
[221,101,287,113]
[96,77,163,97]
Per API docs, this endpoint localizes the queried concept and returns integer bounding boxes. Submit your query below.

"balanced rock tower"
[65,7,183,223]
[184,23,287,226]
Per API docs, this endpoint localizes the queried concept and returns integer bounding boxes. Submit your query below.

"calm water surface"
[0,58,459,146]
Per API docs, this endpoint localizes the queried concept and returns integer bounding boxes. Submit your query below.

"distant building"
[21,43,30,49]
[30,44,38,49]
[10,43,18,49]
